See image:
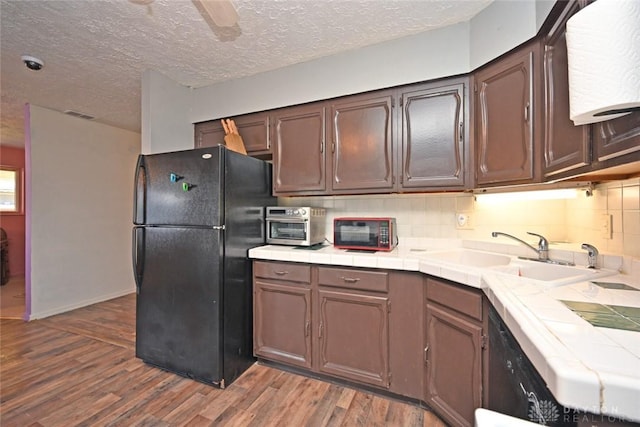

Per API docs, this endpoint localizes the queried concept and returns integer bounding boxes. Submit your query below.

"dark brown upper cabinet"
[592,112,640,163]
[194,120,225,150]
[194,111,271,158]
[328,90,395,194]
[474,41,541,187]
[271,103,327,195]
[399,78,468,190]
[542,0,591,178]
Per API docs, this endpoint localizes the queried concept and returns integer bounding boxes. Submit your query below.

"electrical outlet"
[601,213,612,239]
[456,213,473,230]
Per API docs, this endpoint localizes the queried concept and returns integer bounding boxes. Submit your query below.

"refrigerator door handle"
[132,227,145,294]
[133,155,146,225]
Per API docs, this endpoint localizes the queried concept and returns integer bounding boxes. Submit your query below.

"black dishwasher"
[488,306,576,426]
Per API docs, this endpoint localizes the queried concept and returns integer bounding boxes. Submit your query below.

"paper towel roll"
[566,0,640,126]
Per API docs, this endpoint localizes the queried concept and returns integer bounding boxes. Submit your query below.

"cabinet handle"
[424,345,429,363]
[459,122,463,141]
[524,102,530,122]
[273,270,288,276]
[341,276,360,283]
[320,139,324,153]
[319,322,323,338]
[305,320,310,337]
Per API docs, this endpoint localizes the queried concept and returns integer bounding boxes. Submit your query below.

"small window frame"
[0,166,24,215]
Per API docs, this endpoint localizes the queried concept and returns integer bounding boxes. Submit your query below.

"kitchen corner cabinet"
[329,90,395,194]
[474,41,541,187]
[425,278,486,427]
[271,103,327,195]
[194,111,271,158]
[542,0,591,178]
[399,78,468,190]
[253,261,312,369]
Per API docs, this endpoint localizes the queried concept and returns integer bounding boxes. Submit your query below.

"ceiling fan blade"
[194,0,238,27]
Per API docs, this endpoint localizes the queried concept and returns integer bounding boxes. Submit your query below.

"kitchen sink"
[489,260,615,287]
[421,248,512,268]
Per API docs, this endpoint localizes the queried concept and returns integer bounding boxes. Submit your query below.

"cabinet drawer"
[254,261,311,283]
[426,278,482,321]
[318,267,388,293]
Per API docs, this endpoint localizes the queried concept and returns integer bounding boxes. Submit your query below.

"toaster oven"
[266,207,326,246]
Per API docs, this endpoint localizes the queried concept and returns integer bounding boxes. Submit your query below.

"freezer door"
[135,147,223,227]
[135,226,224,384]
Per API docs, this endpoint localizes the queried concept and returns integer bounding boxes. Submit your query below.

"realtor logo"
[528,399,560,425]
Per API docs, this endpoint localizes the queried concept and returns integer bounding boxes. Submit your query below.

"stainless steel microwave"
[266,207,326,246]
[333,217,398,251]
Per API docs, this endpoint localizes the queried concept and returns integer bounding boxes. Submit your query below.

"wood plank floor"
[0,276,26,320]
[0,294,447,427]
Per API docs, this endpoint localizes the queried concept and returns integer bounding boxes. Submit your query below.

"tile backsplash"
[279,178,640,259]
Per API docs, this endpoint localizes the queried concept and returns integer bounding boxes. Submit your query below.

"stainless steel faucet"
[581,243,599,269]
[491,231,549,261]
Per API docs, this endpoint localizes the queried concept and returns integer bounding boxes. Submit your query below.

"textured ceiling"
[0,0,492,147]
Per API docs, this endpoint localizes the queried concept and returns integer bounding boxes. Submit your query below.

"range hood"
[566,0,640,126]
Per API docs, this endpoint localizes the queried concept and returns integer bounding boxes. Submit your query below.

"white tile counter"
[249,240,640,423]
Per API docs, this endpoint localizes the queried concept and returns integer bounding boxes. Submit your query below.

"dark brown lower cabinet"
[254,281,312,369]
[253,262,312,369]
[317,289,390,388]
[425,303,483,427]
[252,261,487,426]
[425,278,486,427]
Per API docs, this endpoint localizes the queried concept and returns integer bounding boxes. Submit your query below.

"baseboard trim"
[28,287,135,320]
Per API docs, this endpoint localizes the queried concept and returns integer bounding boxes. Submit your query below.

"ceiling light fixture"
[193,0,238,27]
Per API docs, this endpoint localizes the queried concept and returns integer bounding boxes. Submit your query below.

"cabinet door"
[475,43,538,186]
[194,121,225,148]
[317,289,390,388]
[272,103,327,195]
[388,272,424,400]
[425,303,483,427]
[233,112,271,155]
[400,81,466,189]
[254,280,312,369]
[543,1,591,177]
[329,91,395,193]
[194,112,271,156]
[593,112,640,161]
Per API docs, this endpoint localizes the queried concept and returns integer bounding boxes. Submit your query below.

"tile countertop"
[248,239,640,423]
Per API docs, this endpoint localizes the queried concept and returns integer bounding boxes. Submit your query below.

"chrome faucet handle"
[526,232,549,251]
[581,243,599,269]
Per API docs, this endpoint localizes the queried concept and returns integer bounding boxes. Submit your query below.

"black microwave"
[333,217,398,251]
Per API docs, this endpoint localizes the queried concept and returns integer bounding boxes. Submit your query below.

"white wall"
[27,105,140,319]
[146,0,551,154]
[141,70,192,155]
[469,0,537,68]
[189,22,470,124]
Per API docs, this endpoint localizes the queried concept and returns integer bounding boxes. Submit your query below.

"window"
[0,166,23,214]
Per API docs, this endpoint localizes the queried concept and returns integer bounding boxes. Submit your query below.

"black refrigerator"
[132,146,274,388]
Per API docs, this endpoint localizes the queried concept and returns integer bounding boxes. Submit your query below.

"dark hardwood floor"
[0,294,446,426]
